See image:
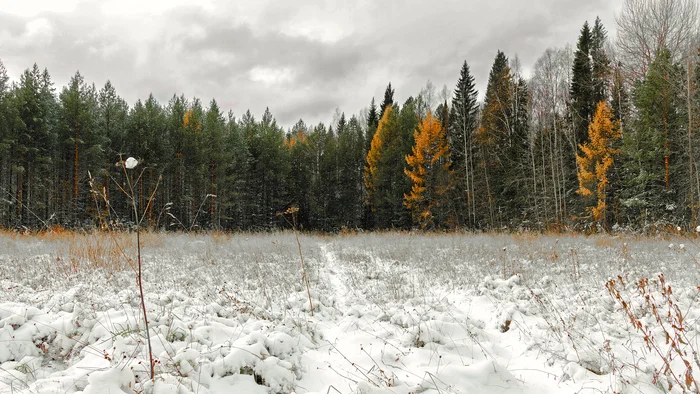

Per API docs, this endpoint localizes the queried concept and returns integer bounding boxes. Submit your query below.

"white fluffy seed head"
[125,157,138,169]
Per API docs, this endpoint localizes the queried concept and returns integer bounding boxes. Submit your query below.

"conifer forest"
[1,4,699,233]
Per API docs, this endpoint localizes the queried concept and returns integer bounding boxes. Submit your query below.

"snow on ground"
[1,232,700,393]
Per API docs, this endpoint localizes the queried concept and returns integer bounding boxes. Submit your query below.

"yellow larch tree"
[364,106,396,216]
[404,111,453,228]
[576,101,621,228]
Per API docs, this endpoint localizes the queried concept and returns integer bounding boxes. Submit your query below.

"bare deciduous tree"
[529,46,574,226]
[616,0,699,79]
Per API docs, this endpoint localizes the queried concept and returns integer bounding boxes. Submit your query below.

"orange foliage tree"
[576,101,620,228]
[183,108,201,131]
[364,106,399,219]
[404,111,453,228]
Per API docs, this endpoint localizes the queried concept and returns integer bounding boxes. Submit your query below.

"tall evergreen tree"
[202,99,227,228]
[59,71,98,224]
[0,60,11,225]
[13,65,58,226]
[365,105,411,228]
[591,17,611,104]
[165,94,188,229]
[316,123,340,230]
[286,120,313,228]
[96,80,129,223]
[570,21,595,145]
[180,98,205,228]
[244,108,289,228]
[337,115,365,228]
[620,49,685,224]
[221,110,249,229]
[365,97,379,154]
[477,50,512,228]
[379,83,395,119]
[505,58,531,225]
[449,61,479,227]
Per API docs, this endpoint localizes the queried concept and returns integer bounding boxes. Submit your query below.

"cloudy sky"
[1,0,623,128]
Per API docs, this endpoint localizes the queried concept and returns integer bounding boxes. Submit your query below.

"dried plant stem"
[281,207,313,316]
[121,158,159,381]
[292,212,314,316]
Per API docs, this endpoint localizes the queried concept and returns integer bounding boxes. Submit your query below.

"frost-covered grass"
[1,231,700,393]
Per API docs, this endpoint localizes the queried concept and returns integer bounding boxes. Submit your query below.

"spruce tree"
[570,21,595,145]
[380,83,395,119]
[449,61,479,227]
[478,50,512,228]
[591,17,611,105]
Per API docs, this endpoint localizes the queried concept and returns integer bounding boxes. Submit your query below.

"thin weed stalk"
[279,207,313,316]
[118,156,161,381]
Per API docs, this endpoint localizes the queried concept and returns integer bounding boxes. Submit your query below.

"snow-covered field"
[1,232,700,394]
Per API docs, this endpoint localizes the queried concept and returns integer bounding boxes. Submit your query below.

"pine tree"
[449,61,479,227]
[576,101,620,228]
[122,95,167,226]
[0,60,11,225]
[221,110,249,229]
[180,98,205,227]
[286,120,313,228]
[337,115,365,228]
[96,80,129,222]
[59,71,99,225]
[571,21,595,145]
[12,65,59,226]
[244,107,289,228]
[317,123,340,230]
[202,99,227,228]
[404,111,453,228]
[165,94,188,228]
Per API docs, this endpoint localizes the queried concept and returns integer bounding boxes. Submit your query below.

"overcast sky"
[1,0,623,129]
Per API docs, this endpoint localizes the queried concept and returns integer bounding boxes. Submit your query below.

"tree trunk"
[210,161,216,226]
[688,60,696,226]
[73,126,80,222]
[16,172,22,225]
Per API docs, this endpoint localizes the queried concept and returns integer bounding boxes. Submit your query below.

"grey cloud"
[1,0,623,128]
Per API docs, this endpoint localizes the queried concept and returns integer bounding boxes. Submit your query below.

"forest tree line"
[1,0,700,232]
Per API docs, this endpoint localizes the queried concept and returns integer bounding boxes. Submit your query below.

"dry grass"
[49,230,168,275]
[54,232,137,274]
